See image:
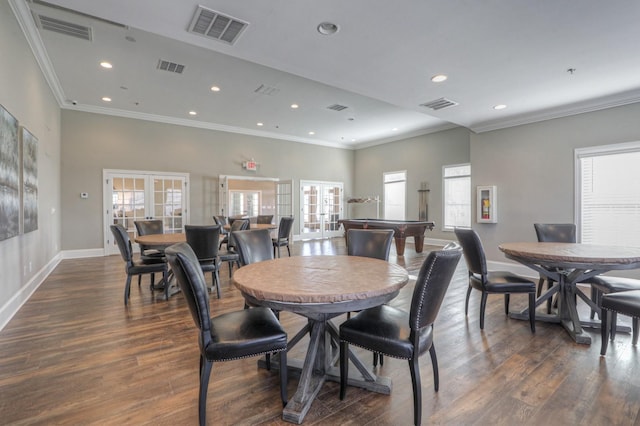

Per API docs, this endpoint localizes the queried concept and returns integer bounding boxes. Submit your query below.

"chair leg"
[277,246,281,258]
[149,273,155,291]
[199,356,213,426]
[124,275,134,306]
[372,352,384,367]
[279,350,288,406]
[633,317,639,345]
[610,312,618,341]
[479,292,488,329]
[464,285,472,316]
[601,309,610,355]
[429,344,439,392]
[286,244,291,257]
[138,274,143,287]
[504,294,510,316]
[528,292,536,333]
[339,341,349,400]
[265,353,271,370]
[408,355,422,426]
[537,277,544,297]
[211,271,220,299]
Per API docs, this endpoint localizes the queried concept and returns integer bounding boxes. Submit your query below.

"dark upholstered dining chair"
[218,219,249,277]
[185,225,222,299]
[272,216,295,258]
[233,229,274,267]
[455,227,536,332]
[164,243,287,426]
[110,224,168,305]
[257,214,274,224]
[134,219,164,259]
[590,275,640,333]
[533,223,576,312]
[213,215,230,249]
[600,289,640,356]
[339,243,462,426]
[345,228,395,366]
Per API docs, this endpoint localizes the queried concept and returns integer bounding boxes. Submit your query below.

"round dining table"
[232,255,409,424]
[134,232,186,248]
[499,242,640,344]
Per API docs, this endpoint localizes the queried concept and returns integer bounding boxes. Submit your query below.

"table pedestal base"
[259,316,391,424]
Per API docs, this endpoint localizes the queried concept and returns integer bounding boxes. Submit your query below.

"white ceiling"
[12,0,640,149]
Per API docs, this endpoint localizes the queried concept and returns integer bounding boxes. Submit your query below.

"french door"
[103,170,189,255]
[299,181,343,239]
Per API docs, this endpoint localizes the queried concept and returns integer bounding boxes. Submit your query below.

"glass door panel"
[300,181,343,239]
[152,176,185,233]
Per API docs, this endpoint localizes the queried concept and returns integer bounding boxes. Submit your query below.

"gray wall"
[0,0,61,326]
[60,110,354,250]
[353,127,471,241]
[471,103,640,274]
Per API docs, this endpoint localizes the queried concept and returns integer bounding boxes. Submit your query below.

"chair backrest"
[185,225,221,262]
[534,223,576,243]
[165,243,212,335]
[227,219,250,249]
[110,224,133,264]
[454,227,487,277]
[277,216,295,240]
[134,219,163,236]
[233,229,274,266]
[410,243,462,331]
[346,229,394,261]
[213,215,228,227]
[257,215,274,224]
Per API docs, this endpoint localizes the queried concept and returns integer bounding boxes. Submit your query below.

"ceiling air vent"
[32,13,92,41]
[420,97,458,111]
[254,84,280,96]
[157,60,185,74]
[327,104,349,112]
[188,6,248,45]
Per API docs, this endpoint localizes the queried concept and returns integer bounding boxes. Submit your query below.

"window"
[384,171,406,220]
[443,164,471,230]
[577,142,640,247]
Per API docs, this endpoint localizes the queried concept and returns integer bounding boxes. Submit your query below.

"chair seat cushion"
[601,289,640,318]
[588,276,640,294]
[218,251,239,262]
[339,305,432,359]
[205,307,287,361]
[272,238,288,245]
[471,271,536,293]
[130,258,167,274]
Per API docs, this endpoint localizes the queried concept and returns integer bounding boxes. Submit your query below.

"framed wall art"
[21,126,38,233]
[477,185,497,223]
[0,104,20,241]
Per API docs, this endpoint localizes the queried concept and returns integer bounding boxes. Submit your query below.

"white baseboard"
[0,253,63,332]
[62,248,105,259]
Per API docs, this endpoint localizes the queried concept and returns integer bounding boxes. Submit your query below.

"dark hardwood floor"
[1,238,639,425]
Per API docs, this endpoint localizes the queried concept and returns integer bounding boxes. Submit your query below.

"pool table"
[338,218,436,256]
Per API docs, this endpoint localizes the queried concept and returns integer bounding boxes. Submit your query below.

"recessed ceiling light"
[210,86,220,92]
[101,97,111,102]
[431,74,447,83]
[351,139,356,142]
[291,104,299,109]
[100,61,112,69]
[317,22,339,35]
[493,104,507,110]
[189,111,197,116]
[257,122,263,126]
[308,131,315,135]
[392,128,398,131]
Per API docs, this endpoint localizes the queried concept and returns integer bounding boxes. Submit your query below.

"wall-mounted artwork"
[22,127,38,233]
[0,104,20,241]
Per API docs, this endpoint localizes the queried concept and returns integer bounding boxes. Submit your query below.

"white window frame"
[575,141,640,247]
[383,171,406,220]
[442,163,471,231]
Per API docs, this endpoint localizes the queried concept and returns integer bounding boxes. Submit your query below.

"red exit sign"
[244,160,257,171]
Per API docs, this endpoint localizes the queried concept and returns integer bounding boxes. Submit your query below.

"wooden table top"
[499,242,640,267]
[134,233,186,246]
[232,255,409,304]
[223,223,277,231]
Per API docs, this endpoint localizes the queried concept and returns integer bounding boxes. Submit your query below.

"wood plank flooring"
[1,238,639,425]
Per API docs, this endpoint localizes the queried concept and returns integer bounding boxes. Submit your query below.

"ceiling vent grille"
[254,84,280,96]
[420,97,458,111]
[157,60,185,74]
[188,6,248,45]
[327,104,349,112]
[32,13,92,41]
